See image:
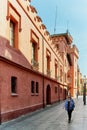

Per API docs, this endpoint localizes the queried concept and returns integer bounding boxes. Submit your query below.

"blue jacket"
[65,98,75,111]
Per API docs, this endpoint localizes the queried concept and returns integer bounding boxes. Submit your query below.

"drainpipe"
[0,79,1,124]
[42,36,45,108]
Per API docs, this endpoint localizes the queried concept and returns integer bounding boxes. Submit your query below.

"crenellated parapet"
[16,0,52,47]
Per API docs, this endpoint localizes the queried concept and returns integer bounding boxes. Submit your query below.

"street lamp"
[83,75,86,105]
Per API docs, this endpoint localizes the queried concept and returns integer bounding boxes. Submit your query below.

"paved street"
[0,96,87,130]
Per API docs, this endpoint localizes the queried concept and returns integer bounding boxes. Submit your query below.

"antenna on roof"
[66,20,69,34]
[54,6,57,34]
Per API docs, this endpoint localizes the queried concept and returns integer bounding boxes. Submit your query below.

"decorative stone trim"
[6,1,22,32]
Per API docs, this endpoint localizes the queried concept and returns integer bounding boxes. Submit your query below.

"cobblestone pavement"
[0,96,87,130]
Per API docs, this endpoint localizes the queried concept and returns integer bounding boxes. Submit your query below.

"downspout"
[0,83,1,124]
[42,36,45,108]
[0,0,2,125]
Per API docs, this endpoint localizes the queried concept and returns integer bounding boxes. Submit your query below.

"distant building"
[77,66,83,95]
[82,76,87,95]
[0,0,80,123]
[51,33,73,94]
[69,44,79,97]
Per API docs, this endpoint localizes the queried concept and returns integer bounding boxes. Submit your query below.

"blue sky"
[31,0,87,77]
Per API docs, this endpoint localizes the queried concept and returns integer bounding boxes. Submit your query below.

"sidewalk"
[0,96,87,130]
[70,96,87,130]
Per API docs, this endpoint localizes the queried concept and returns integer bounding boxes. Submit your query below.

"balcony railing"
[57,75,63,82]
[47,69,51,77]
[55,75,58,81]
[67,77,71,83]
[31,59,39,70]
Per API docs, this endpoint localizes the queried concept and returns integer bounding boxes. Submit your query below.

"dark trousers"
[67,110,72,121]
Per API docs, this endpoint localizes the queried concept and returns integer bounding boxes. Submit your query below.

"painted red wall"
[0,61,43,122]
[0,36,67,123]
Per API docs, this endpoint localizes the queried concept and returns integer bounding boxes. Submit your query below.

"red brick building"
[0,0,79,123]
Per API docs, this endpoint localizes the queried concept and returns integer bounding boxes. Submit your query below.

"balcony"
[47,69,51,77]
[31,59,39,71]
[67,77,72,84]
[55,75,58,81]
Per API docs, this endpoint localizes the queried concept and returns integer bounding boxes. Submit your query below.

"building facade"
[69,44,79,97]
[0,0,79,123]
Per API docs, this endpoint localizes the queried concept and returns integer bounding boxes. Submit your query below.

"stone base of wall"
[1,104,43,123]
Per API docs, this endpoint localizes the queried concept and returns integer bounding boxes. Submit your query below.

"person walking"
[64,94,75,123]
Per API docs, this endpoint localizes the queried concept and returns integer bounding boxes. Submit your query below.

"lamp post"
[83,75,86,105]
